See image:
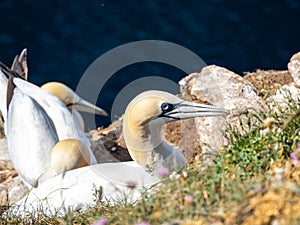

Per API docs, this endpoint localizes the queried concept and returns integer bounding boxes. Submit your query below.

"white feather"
[10,161,159,217]
[7,88,58,187]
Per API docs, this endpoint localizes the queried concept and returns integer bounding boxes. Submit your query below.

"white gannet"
[41,82,107,131]
[123,90,228,172]
[0,50,107,131]
[3,69,97,187]
[10,90,228,216]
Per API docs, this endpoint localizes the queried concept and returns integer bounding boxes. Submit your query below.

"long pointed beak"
[164,101,228,120]
[72,98,108,116]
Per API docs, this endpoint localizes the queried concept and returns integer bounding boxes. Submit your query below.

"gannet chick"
[51,139,90,175]
[123,90,228,172]
[41,82,107,130]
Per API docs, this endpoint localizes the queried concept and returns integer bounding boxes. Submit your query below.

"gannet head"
[41,82,107,116]
[123,90,228,171]
[50,139,90,175]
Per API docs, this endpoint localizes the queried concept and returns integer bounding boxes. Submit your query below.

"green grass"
[2,98,300,225]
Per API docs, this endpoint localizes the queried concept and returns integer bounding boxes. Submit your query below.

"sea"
[0,0,299,128]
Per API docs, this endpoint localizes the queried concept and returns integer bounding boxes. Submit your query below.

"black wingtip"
[0,61,22,111]
[10,48,28,81]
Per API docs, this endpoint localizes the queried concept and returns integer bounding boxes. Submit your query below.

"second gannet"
[41,82,107,131]
[10,90,228,216]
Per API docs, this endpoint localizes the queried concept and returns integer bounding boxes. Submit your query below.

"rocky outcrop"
[288,52,300,87]
[179,65,266,163]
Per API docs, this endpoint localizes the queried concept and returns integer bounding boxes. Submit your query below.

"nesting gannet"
[123,90,228,172]
[10,90,228,216]
[3,68,97,187]
[41,82,107,131]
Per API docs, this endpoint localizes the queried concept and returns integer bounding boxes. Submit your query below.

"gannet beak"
[71,98,108,116]
[161,100,228,121]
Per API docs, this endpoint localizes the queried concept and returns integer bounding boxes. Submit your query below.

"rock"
[243,70,293,97]
[0,176,28,205]
[0,160,14,172]
[0,138,9,161]
[288,52,300,87]
[267,84,300,111]
[190,65,264,111]
[163,118,200,162]
[0,160,28,206]
[90,118,132,163]
[180,65,266,163]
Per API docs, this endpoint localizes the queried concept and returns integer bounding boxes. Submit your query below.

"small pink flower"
[223,138,229,146]
[127,181,137,189]
[291,152,299,165]
[92,218,107,225]
[157,167,169,178]
[291,144,300,165]
[135,222,150,225]
[184,194,194,204]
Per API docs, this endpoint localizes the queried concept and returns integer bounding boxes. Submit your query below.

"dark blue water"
[1,0,300,127]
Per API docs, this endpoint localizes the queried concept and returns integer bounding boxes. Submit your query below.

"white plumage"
[5,77,96,188]
[7,88,58,186]
[12,78,93,156]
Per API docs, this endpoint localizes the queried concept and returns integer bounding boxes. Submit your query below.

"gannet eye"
[161,102,174,113]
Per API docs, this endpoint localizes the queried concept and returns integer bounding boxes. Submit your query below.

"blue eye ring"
[161,102,174,113]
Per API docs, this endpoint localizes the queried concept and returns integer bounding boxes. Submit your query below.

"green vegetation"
[3,98,300,225]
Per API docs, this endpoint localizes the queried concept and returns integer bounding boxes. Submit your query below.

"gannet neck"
[123,90,228,172]
[72,109,85,131]
[41,82,81,106]
[124,112,186,172]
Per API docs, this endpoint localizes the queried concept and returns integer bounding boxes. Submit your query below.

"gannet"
[41,82,107,131]
[123,90,228,172]
[3,68,97,187]
[10,90,228,216]
[0,50,107,131]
